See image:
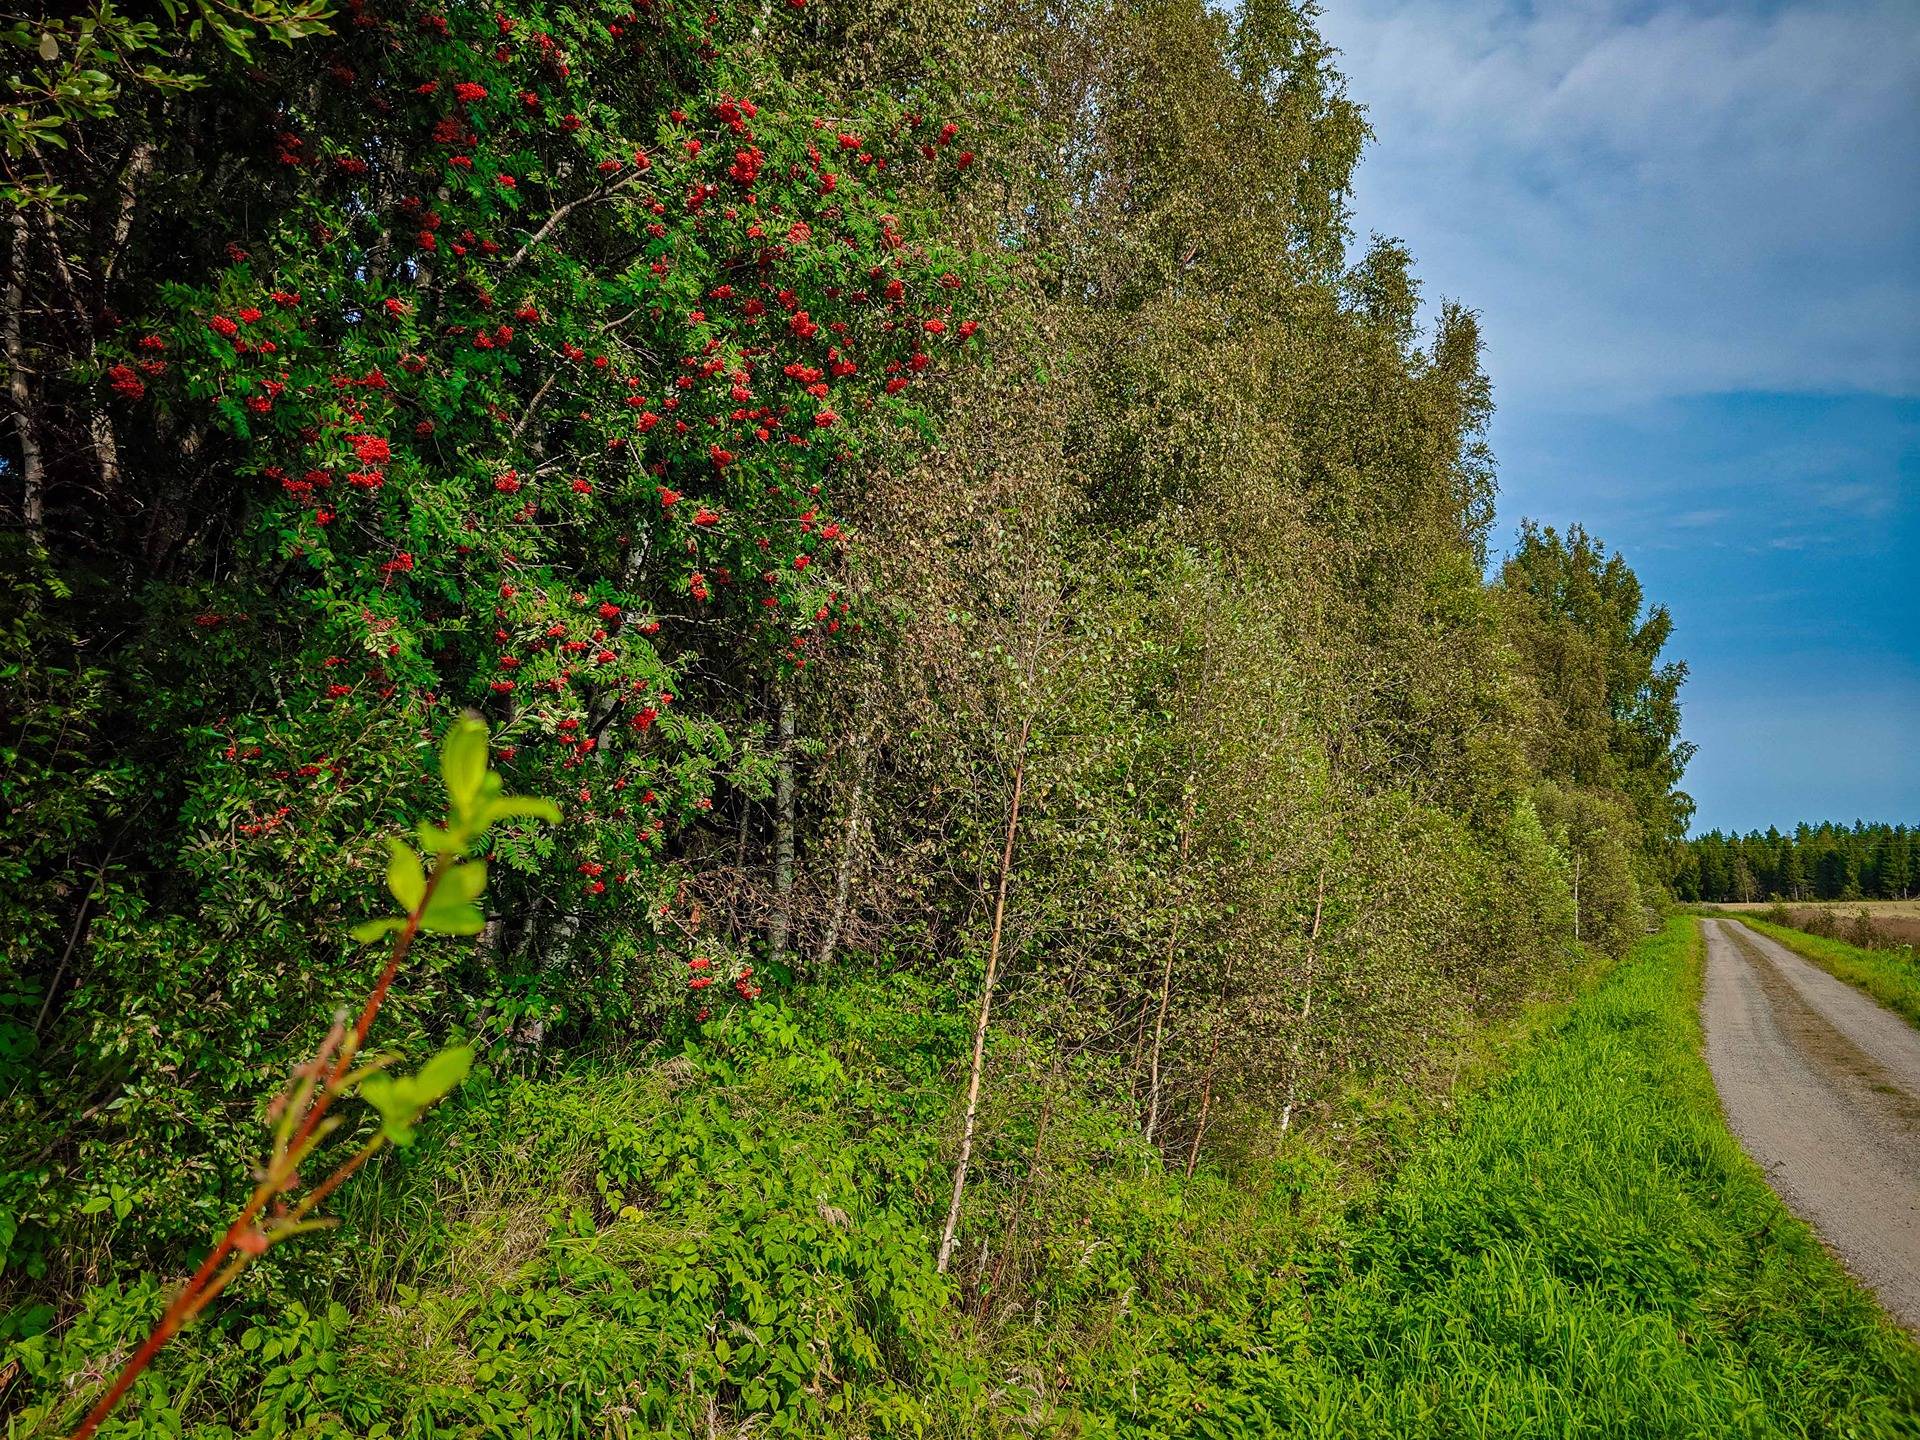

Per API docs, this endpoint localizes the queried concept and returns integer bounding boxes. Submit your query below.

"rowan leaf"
[418,895,484,935]
[357,1045,473,1145]
[481,795,562,827]
[441,715,489,818]
[386,838,425,911]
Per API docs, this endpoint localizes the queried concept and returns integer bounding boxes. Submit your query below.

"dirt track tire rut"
[1700,917,1920,1332]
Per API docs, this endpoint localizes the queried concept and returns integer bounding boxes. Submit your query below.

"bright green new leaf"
[358,1045,473,1145]
[386,838,425,911]
[440,714,489,818]
[482,796,563,827]
[355,1077,412,1144]
[411,1044,473,1104]
[416,820,465,855]
[414,717,558,855]
[418,893,485,935]
[350,917,405,945]
[441,860,487,903]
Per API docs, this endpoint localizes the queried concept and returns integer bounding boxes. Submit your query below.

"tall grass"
[1074,916,1920,1437]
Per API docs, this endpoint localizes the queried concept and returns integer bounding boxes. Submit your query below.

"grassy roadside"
[1721,913,1920,1028]
[1075,915,1920,1437]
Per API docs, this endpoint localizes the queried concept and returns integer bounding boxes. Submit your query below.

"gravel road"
[1700,918,1920,1331]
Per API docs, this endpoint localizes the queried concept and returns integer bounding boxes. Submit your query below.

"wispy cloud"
[1806,477,1899,518]
[1669,507,1734,528]
[1318,0,1920,405]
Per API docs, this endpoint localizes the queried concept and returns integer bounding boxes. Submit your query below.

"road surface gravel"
[1700,918,1920,1331]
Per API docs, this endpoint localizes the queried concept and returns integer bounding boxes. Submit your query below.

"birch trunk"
[1572,855,1583,943]
[767,697,796,962]
[1143,782,1195,1147]
[816,767,866,973]
[29,190,126,499]
[1185,1024,1223,1178]
[936,710,1032,1275]
[1278,866,1327,1135]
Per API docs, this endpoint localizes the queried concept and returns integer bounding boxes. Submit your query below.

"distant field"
[1702,900,1920,950]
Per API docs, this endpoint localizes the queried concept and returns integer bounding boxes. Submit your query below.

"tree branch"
[6,209,47,558]
[501,176,636,276]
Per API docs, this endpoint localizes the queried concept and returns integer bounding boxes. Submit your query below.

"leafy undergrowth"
[13,921,1917,1437]
[1728,914,1920,1028]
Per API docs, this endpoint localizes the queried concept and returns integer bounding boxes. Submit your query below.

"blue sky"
[1314,0,1920,835]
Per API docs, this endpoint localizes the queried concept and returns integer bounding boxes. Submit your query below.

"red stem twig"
[67,858,449,1440]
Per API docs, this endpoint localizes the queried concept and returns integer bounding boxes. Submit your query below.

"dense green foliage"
[1679,821,1917,903]
[1499,522,1694,855]
[0,0,1762,1429]
[1728,913,1920,1028]
[1,1,333,208]
[3,0,982,1294]
[12,921,1914,1436]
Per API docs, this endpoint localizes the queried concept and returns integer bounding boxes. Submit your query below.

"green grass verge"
[1076,914,1920,1437]
[1725,914,1920,1029]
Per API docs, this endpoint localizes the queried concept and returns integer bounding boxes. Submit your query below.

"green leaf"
[418,895,484,935]
[79,1195,112,1215]
[350,916,405,944]
[357,1045,473,1145]
[442,859,487,903]
[416,820,464,855]
[440,715,489,818]
[15,1302,54,1339]
[481,796,562,827]
[386,838,425,911]
[356,1074,416,1145]
[411,1044,473,1105]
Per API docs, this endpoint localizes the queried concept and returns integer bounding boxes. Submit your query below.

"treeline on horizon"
[1678,822,1916,904]
[2,0,1694,1394]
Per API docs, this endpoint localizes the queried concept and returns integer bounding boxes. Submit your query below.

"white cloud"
[1668,507,1735,527]
[1316,0,1920,405]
